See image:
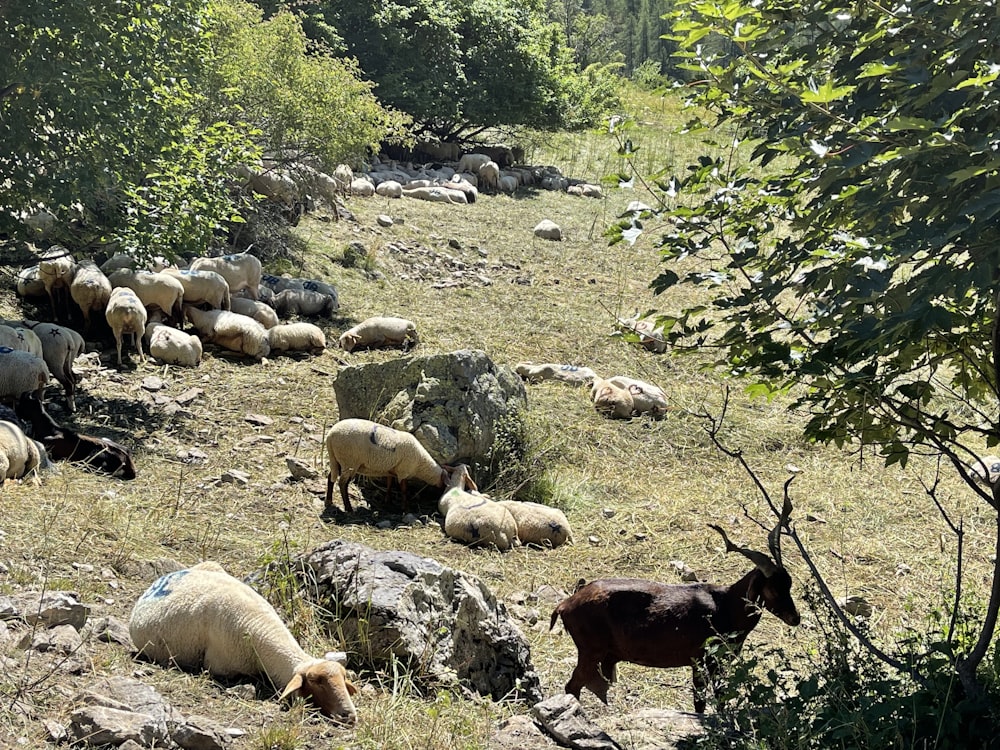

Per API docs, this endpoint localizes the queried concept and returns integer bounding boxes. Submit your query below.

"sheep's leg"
[115,333,123,366]
[399,477,410,512]
[566,658,610,703]
[338,471,354,512]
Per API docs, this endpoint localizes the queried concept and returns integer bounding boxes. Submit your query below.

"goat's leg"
[691,662,712,714]
[599,659,619,685]
[566,658,610,703]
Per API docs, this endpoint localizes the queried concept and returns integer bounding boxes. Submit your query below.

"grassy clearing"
[0,88,992,747]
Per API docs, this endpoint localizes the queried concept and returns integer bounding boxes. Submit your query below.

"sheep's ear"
[345,679,359,696]
[279,674,304,701]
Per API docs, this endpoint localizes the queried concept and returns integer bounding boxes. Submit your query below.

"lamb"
[184,306,270,360]
[69,258,112,331]
[338,316,419,353]
[550,501,800,712]
[515,362,598,386]
[267,322,326,354]
[161,268,231,311]
[0,348,51,403]
[324,418,449,512]
[16,266,46,299]
[230,297,279,329]
[590,377,635,419]
[606,375,668,416]
[145,319,203,368]
[129,561,358,724]
[107,269,185,323]
[19,321,86,412]
[0,419,42,481]
[272,288,338,319]
[497,500,573,548]
[438,465,518,551]
[15,392,136,479]
[38,245,77,321]
[189,252,262,301]
[105,287,148,365]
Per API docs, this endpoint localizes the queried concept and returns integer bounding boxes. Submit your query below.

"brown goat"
[550,500,799,712]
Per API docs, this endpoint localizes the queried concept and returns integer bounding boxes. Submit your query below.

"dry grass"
[0,89,993,747]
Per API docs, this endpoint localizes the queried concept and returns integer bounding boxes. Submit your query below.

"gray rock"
[69,705,169,747]
[532,694,622,750]
[91,616,133,647]
[333,349,527,485]
[285,456,319,481]
[171,715,231,750]
[0,591,89,630]
[220,469,250,485]
[533,220,562,241]
[492,714,556,749]
[376,214,394,227]
[296,539,542,703]
[601,708,705,750]
[20,623,82,654]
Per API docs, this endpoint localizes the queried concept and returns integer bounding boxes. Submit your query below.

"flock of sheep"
[0,148,797,728]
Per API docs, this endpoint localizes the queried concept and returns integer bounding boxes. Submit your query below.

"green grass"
[0,88,993,747]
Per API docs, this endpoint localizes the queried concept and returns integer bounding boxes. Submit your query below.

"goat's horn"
[768,494,793,568]
[708,523,778,577]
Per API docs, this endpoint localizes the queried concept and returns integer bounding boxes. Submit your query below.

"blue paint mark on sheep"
[560,365,580,372]
[140,570,189,600]
[368,424,397,452]
[0,347,13,354]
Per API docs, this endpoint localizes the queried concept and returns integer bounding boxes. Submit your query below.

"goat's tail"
[549,604,563,631]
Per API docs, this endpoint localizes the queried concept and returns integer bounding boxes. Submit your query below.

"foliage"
[700,587,1000,749]
[0,0,247,255]
[608,0,1000,704]
[257,0,620,139]
[203,0,408,170]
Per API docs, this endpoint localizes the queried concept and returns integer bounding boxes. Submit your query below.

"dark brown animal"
[550,500,799,712]
[15,393,136,479]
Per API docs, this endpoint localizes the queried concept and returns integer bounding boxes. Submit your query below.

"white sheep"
[272,288,338,319]
[350,177,375,197]
[606,375,669,416]
[184,306,270,360]
[498,174,518,194]
[107,269,185,323]
[477,161,501,193]
[129,561,359,724]
[144,319,203,368]
[20,321,85,412]
[267,322,326,354]
[617,314,668,354]
[105,287,148,366]
[324,418,449,512]
[0,419,42,481]
[591,376,635,419]
[401,186,467,204]
[230,297,279,329]
[497,500,573,548]
[162,268,231,311]
[0,347,50,402]
[457,153,492,174]
[69,259,112,331]
[38,245,77,320]
[438,464,518,551]
[0,324,43,358]
[16,266,46,299]
[338,316,419,352]
[445,176,478,203]
[375,180,403,198]
[515,362,598,386]
[189,252,262,301]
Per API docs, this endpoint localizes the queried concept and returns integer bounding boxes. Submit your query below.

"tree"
[0,0,250,255]
[612,0,1000,713]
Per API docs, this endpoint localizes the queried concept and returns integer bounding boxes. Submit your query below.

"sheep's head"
[280,656,358,725]
[338,332,359,352]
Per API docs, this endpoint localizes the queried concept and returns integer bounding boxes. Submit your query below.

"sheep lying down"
[130,561,358,724]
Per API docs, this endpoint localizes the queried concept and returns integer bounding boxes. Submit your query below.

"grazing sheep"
[105,287,148,366]
[550,502,800,712]
[477,161,501,193]
[144,319,203,368]
[190,252,262,301]
[184,306,270,360]
[267,322,326,354]
[69,259,112,331]
[324,418,449,512]
[161,268,231,311]
[591,377,635,419]
[438,464,518,551]
[38,245,77,321]
[19,321,85,412]
[0,419,42,481]
[230,297,279,329]
[0,347,50,403]
[338,316,418,353]
[272,288,338,319]
[497,500,573,548]
[606,376,668,416]
[15,393,136,479]
[107,269,185,323]
[16,266,46,299]
[515,363,598,386]
[129,561,359,724]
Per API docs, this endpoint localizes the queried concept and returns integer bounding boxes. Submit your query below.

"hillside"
[0,127,990,748]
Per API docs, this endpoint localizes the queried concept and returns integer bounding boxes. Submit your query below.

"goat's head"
[709,497,800,626]
[280,654,358,725]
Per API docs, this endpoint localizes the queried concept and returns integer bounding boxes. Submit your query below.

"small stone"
[21,623,83,654]
[376,214,393,227]
[244,413,273,426]
[72,563,95,573]
[220,470,250,486]
[285,457,319,481]
[174,388,203,405]
[401,513,421,526]
[786,463,802,474]
[587,535,601,546]
[837,595,874,618]
[477,247,488,257]
[141,376,165,392]
[533,219,562,241]
[43,719,67,743]
[601,508,616,519]
[805,513,827,523]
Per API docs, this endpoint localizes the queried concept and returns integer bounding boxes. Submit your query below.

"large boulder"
[333,349,527,485]
[294,539,543,704]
